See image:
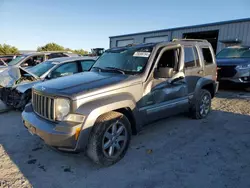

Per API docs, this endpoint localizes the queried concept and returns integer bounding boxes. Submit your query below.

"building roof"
[110,18,250,39]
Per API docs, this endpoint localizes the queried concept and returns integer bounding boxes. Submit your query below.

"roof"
[106,42,158,52]
[110,18,250,39]
[19,50,36,53]
[21,51,76,56]
[47,56,98,63]
[0,55,19,58]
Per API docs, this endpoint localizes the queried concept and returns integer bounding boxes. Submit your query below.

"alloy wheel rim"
[102,121,128,158]
[200,94,210,116]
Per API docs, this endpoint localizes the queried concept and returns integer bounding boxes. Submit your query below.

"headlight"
[236,64,250,70]
[56,98,70,121]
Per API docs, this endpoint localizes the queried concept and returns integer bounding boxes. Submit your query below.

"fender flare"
[75,93,137,151]
[193,77,216,102]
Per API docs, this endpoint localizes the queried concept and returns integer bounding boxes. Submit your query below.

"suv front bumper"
[218,67,250,83]
[22,103,83,151]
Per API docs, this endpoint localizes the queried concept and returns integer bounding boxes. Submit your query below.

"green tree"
[0,44,19,55]
[37,43,65,51]
[37,43,89,55]
[72,49,89,56]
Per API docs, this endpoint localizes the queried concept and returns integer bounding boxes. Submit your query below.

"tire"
[87,111,132,166]
[190,89,212,119]
[15,91,31,111]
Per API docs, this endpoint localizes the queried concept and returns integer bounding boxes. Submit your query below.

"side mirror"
[154,67,174,79]
[167,72,185,84]
[47,73,52,79]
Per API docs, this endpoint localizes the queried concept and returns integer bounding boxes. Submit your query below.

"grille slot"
[217,65,237,78]
[32,91,55,121]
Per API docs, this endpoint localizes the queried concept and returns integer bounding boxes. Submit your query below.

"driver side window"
[154,48,180,79]
[157,48,179,70]
[50,62,78,78]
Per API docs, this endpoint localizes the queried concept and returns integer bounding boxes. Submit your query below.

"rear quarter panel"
[198,45,217,80]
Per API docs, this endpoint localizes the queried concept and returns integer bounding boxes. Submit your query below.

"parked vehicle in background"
[0,56,96,110]
[83,48,105,57]
[0,55,20,69]
[91,48,105,56]
[216,46,250,90]
[0,51,81,100]
[22,39,218,166]
[0,51,80,73]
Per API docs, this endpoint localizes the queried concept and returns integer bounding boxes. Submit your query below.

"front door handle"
[198,70,204,74]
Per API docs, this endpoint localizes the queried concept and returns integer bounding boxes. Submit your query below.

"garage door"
[116,39,134,47]
[144,36,169,43]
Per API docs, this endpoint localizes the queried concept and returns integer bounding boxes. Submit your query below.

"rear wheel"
[190,89,212,119]
[87,111,131,166]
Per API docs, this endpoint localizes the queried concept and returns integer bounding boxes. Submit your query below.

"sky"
[0,0,250,51]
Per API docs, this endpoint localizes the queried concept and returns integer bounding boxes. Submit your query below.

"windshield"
[28,61,56,77]
[8,55,26,66]
[92,46,153,74]
[216,47,250,59]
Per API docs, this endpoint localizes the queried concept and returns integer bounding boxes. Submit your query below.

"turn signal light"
[75,127,81,140]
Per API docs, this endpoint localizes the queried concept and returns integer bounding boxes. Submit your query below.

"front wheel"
[87,111,131,166]
[190,89,212,119]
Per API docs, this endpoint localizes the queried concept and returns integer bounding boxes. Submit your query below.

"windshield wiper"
[104,67,125,75]
[92,67,104,72]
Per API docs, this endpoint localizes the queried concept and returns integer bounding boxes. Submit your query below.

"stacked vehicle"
[0,55,20,68]
[0,56,97,110]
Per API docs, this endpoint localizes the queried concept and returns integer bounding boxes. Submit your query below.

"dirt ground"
[0,88,250,188]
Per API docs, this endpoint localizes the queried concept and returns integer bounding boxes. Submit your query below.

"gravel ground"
[0,89,250,188]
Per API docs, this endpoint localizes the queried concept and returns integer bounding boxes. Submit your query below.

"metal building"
[109,18,250,53]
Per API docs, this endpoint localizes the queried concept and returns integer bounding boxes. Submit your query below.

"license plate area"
[24,121,36,135]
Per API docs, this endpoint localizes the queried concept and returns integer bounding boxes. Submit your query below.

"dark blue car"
[216,46,250,90]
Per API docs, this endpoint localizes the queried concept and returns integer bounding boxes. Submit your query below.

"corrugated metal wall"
[110,30,171,49]
[110,20,250,53]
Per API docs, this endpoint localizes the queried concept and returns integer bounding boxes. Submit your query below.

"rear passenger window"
[51,62,78,78]
[202,48,213,65]
[184,47,197,68]
[80,60,95,71]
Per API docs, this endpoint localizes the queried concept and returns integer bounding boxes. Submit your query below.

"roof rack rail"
[172,39,208,42]
[125,43,138,47]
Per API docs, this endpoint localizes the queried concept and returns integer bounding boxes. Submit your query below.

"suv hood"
[216,58,250,66]
[34,71,141,98]
[0,67,39,87]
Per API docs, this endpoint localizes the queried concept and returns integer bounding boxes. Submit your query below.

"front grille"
[217,65,237,78]
[32,91,55,121]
